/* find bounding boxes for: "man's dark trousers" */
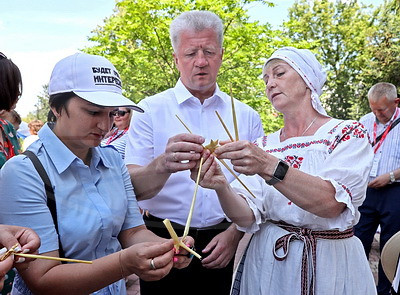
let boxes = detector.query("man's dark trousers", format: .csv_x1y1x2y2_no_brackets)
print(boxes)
355,184,400,295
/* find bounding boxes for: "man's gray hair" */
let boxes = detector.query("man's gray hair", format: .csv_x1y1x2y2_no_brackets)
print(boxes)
170,10,224,52
368,82,398,102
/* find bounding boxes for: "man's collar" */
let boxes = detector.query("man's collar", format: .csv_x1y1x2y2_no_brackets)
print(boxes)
173,78,225,104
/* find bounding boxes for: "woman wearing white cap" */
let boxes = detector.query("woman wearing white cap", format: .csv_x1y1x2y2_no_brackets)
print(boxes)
192,47,376,294
0,53,194,294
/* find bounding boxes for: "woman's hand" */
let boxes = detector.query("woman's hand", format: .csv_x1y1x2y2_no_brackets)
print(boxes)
121,240,175,282
0,225,40,290
172,236,195,269
215,140,274,177
190,150,228,191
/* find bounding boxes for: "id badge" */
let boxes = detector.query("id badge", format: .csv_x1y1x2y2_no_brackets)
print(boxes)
370,153,381,177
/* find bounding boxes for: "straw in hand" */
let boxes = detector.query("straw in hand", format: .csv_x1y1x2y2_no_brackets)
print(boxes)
0,243,92,264
175,115,256,198
163,219,202,260
182,156,204,239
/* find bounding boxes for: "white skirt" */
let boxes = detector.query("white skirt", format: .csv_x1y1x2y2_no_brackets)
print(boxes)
233,222,377,295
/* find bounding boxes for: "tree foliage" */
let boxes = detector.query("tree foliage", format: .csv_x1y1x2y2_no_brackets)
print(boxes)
25,85,50,123
283,0,374,120
30,0,400,129
357,0,400,108
283,0,400,120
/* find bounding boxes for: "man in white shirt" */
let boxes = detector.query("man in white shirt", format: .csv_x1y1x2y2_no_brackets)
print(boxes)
355,82,400,295
125,10,264,295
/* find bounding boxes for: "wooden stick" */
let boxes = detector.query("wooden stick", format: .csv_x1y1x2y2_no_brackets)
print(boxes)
175,114,193,134
13,252,93,264
0,243,18,261
163,219,180,252
162,219,202,259
217,159,256,198
175,115,256,198
230,86,239,141
183,157,204,239
215,111,234,142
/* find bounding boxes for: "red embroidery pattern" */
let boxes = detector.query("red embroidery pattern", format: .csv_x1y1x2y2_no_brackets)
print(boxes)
284,155,304,169
328,121,367,154
338,182,353,200
264,139,331,153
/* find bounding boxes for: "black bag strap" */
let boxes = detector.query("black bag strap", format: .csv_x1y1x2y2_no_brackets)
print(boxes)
372,117,400,147
23,150,65,259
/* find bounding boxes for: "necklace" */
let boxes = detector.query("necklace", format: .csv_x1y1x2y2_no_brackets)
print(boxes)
281,116,318,139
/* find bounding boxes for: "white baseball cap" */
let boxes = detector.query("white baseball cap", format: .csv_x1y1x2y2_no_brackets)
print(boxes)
48,52,144,113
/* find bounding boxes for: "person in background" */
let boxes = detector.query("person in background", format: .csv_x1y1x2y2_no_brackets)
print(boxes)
0,52,194,295
16,121,30,141
192,47,376,294
1,53,40,294
101,107,137,295
355,82,400,295
101,107,131,159
21,119,43,151
0,52,22,168
0,110,22,131
0,225,40,292
125,10,264,295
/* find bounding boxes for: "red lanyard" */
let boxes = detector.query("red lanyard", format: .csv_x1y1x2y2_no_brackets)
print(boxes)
106,127,128,145
373,108,399,154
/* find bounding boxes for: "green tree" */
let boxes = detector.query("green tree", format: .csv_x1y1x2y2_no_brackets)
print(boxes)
84,0,302,133
356,0,400,114
25,84,50,123
283,0,373,120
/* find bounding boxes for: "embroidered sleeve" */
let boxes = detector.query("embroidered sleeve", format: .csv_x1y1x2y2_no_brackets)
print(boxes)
318,120,373,229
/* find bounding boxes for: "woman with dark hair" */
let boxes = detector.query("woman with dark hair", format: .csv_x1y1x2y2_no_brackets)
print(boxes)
0,52,22,168
0,52,193,295
0,53,40,294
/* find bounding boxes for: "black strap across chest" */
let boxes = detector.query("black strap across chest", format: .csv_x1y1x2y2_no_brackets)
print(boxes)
23,150,65,259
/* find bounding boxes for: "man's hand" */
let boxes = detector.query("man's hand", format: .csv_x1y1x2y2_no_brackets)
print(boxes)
161,133,204,174
201,225,243,269
368,173,391,188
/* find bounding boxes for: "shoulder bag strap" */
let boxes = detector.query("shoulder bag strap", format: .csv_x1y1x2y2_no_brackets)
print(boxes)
23,150,65,259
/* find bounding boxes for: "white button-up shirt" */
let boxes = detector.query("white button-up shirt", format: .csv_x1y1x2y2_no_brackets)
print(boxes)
125,79,264,227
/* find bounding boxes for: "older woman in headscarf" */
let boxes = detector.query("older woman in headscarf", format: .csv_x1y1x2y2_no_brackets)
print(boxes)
191,47,377,295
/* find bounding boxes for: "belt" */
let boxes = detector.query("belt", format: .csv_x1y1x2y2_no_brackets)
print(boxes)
272,221,354,295
143,213,232,231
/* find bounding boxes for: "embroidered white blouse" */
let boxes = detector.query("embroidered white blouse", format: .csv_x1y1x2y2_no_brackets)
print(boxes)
233,118,374,232
230,119,377,295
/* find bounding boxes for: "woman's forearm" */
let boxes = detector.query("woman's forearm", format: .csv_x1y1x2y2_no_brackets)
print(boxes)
22,251,124,295
216,184,255,228
273,167,345,218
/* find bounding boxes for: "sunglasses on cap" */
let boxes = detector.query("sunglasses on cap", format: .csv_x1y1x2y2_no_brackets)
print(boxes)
113,110,131,117
0,52,7,59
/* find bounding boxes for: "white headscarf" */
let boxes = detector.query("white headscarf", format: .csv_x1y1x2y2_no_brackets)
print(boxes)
263,47,328,116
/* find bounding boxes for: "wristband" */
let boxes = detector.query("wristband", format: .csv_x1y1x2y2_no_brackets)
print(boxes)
390,171,396,183
265,160,289,185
